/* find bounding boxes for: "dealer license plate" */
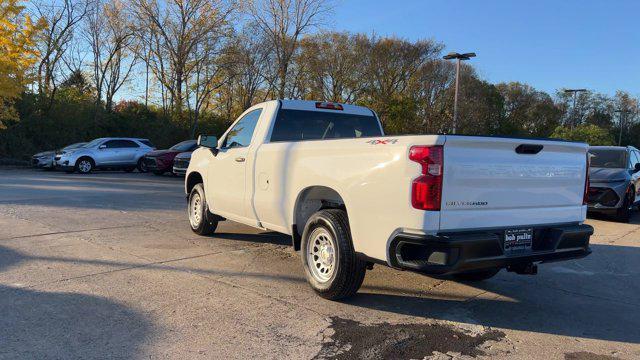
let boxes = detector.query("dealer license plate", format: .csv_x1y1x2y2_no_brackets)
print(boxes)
504,228,533,256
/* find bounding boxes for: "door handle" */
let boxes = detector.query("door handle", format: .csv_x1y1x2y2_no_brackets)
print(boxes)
235,157,245,163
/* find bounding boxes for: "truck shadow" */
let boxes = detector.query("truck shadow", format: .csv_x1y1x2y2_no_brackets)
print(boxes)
347,242,640,344
0,246,155,358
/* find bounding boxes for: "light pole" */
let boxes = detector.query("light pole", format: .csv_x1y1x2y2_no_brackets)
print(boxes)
443,52,476,134
615,109,628,146
564,89,587,130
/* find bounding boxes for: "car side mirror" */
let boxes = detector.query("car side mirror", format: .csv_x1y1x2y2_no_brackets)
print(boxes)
634,163,640,172
98,144,107,149
197,135,218,155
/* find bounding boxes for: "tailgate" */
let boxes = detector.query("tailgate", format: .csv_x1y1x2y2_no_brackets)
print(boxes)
439,136,588,230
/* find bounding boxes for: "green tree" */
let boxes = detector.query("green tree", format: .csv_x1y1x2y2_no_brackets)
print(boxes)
551,124,614,145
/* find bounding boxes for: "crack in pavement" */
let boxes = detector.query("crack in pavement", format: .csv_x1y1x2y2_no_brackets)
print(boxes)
0,224,145,242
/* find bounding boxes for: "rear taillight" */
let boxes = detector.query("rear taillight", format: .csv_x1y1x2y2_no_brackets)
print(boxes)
409,145,443,211
583,152,590,205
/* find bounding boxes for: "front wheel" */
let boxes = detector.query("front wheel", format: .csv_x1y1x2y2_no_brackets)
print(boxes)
75,157,94,174
616,187,634,223
301,209,366,300
188,183,218,235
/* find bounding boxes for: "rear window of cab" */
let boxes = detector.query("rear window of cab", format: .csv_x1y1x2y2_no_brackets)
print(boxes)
269,109,382,142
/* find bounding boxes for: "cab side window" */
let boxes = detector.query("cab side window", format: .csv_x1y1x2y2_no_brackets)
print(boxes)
103,140,119,149
119,140,140,148
222,109,262,149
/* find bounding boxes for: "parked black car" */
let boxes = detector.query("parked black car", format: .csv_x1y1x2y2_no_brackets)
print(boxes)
587,146,640,222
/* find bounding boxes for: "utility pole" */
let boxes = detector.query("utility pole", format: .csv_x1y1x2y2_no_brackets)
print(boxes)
615,109,628,146
564,89,587,130
443,52,476,134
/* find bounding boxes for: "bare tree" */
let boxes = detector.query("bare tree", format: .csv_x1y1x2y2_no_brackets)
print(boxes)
132,0,232,120
32,0,89,108
227,27,272,110
85,0,138,112
244,0,331,99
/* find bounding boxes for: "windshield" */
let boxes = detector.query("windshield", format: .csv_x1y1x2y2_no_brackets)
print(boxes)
589,149,627,168
63,142,86,150
170,140,197,151
270,109,382,142
84,139,104,148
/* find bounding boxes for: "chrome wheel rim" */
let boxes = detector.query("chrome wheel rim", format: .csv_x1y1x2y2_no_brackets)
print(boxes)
307,228,336,283
189,193,202,228
78,160,91,173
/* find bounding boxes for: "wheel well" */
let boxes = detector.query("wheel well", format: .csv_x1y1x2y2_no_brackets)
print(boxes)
291,186,346,251
186,172,203,194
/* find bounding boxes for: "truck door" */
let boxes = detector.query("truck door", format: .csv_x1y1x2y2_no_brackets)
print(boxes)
207,109,262,219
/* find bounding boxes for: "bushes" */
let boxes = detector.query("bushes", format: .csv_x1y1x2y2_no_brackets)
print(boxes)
0,93,229,159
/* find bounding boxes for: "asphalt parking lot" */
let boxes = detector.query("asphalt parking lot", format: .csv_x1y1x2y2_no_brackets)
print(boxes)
0,169,639,359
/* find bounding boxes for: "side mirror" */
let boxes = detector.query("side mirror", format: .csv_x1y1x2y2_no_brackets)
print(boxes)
634,163,640,172
98,144,107,149
197,135,218,149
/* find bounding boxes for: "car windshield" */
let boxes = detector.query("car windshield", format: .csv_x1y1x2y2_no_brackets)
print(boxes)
84,139,104,148
589,149,627,168
64,142,86,150
170,140,196,151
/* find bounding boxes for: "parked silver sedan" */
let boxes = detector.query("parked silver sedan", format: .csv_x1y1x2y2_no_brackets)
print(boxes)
31,142,87,170
55,138,155,174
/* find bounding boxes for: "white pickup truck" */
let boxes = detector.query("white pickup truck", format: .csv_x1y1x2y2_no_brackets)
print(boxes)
185,100,593,300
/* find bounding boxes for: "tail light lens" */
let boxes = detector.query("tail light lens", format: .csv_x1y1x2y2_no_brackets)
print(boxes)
409,146,443,210
583,152,590,205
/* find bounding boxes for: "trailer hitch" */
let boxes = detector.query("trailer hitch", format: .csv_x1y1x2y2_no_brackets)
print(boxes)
507,263,538,275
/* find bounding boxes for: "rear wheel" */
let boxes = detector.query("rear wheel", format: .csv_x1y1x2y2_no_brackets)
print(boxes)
301,209,366,300
75,157,94,174
137,158,148,173
453,268,500,282
188,183,218,235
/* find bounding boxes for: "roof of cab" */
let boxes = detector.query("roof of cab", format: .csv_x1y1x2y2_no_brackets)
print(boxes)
278,99,374,116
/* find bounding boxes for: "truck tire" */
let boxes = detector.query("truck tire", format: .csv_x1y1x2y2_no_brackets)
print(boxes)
188,183,218,235
453,268,500,282
301,209,366,300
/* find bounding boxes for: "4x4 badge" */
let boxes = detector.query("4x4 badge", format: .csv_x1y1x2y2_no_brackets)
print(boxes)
366,139,398,145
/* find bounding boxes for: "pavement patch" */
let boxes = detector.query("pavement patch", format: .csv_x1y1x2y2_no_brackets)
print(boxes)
314,316,504,359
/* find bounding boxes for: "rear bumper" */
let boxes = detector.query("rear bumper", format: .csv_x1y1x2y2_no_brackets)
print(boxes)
388,223,593,275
